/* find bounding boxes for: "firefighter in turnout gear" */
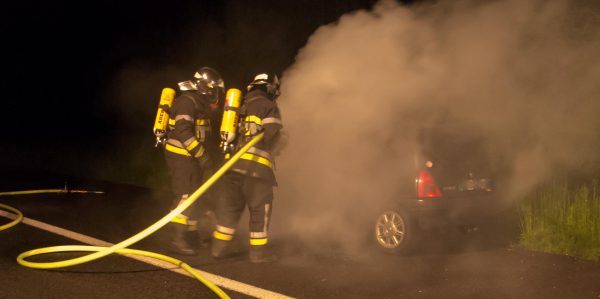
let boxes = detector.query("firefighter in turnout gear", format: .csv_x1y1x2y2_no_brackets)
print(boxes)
211,73,283,263
164,67,225,255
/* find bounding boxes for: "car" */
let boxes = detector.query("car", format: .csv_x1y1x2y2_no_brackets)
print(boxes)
373,121,508,254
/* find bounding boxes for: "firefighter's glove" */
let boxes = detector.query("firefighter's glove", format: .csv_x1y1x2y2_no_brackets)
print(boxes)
197,153,214,171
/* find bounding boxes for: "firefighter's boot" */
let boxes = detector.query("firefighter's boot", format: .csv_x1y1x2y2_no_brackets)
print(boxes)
196,211,217,249
249,245,277,264
211,238,230,258
169,223,197,256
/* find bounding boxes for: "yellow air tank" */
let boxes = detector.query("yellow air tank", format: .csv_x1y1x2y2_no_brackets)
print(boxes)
153,87,176,146
220,88,242,153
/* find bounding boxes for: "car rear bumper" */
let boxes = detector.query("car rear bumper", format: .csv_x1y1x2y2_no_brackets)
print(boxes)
408,195,504,229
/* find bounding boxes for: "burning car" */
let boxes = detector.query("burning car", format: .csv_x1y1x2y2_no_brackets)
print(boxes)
373,121,508,254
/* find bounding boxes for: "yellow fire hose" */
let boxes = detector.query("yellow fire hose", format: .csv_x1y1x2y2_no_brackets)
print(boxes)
0,133,264,299
0,186,105,196
0,203,23,231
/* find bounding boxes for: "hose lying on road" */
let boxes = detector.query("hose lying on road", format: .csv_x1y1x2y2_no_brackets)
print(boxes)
0,186,105,196
0,186,103,231
0,203,23,231
0,186,102,231
0,133,264,299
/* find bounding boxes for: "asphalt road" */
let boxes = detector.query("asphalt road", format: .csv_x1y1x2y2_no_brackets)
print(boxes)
1,172,599,298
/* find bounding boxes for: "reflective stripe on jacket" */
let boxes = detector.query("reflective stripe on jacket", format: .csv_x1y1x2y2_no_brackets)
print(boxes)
231,89,282,184
164,92,210,158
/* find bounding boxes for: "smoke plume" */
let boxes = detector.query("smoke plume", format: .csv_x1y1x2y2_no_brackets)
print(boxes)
274,0,600,254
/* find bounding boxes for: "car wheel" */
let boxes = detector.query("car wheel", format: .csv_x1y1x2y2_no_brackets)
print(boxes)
374,210,416,254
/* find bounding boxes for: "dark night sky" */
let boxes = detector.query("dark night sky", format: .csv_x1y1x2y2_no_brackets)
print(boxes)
2,0,418,182
3,0,405,141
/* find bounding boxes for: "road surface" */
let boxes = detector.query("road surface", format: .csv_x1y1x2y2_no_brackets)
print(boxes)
1,172,599,298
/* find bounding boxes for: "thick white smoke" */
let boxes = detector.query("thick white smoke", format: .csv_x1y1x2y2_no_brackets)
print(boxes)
274,0,600,254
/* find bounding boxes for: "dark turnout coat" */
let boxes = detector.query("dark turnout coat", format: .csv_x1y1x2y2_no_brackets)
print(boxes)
231,89,283,185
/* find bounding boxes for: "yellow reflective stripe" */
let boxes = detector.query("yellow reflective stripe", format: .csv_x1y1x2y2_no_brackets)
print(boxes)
165,144,191,156
240,153,273,168
250,232,267,238
170,217,188,225
193,146,205,158
245,115,262,125
175,115,194,122
213,231,233,241
250,238,268,246
248,147,271,159
166,139,185,147
195,118,210,126
262,117,282,125
186,139,200,151
187,223,198,231
170,216,197,230
168,118,176,126
216,225,236,235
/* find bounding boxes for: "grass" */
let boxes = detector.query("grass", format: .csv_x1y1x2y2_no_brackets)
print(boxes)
519,178,600,261
0,135,170,191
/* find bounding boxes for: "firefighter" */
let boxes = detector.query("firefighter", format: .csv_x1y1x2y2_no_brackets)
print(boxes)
211,73,283,263
164,66,224,255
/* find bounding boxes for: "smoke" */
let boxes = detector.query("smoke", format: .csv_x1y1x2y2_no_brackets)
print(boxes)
274,0,600,255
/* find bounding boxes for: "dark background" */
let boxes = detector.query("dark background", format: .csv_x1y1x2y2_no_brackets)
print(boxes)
2,0,416,186
3,0,403,140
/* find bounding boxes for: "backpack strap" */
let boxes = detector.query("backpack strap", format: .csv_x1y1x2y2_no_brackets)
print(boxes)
180,93,199,110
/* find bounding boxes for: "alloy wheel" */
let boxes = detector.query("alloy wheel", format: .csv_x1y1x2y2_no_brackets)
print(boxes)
375,211,406,249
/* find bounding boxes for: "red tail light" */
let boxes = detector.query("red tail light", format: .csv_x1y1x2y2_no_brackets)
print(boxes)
417,170,442,198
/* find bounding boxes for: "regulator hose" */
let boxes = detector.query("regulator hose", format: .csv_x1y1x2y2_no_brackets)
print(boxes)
0,133,264,299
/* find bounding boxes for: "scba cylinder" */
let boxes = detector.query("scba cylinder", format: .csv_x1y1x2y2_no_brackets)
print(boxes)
220,88,242,152
153,87,176,144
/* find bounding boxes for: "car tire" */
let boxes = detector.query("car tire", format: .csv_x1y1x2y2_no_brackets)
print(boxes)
374,209,418,254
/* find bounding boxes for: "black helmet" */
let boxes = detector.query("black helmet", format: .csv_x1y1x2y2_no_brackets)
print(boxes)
178,67,225,104
247,73,280,100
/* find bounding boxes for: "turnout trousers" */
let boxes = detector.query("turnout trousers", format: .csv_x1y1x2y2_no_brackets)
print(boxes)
214,172,273,245
164,150,215,222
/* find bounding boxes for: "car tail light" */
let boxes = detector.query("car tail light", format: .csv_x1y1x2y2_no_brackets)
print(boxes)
417,170,442,198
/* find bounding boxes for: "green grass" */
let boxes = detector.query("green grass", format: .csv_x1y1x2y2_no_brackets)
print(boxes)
0,136,170,191
519,179,600,261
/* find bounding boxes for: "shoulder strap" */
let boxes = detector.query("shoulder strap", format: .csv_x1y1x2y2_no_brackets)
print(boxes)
245,94,267,104
180,93,199,110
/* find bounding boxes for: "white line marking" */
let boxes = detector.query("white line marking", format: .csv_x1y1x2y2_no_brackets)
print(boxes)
0,210,294,299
